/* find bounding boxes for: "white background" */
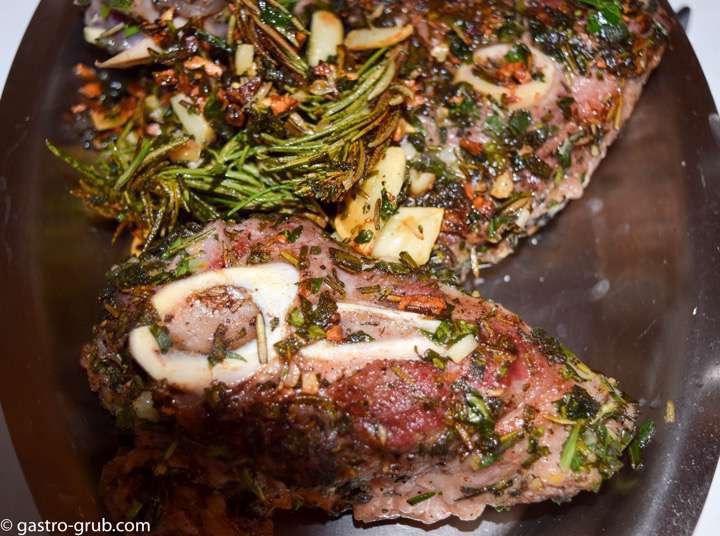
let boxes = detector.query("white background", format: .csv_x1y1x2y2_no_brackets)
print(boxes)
0,0,717,534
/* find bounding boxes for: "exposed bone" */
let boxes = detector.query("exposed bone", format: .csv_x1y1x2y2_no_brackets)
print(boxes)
300,336,444,364
128,266,471,391
129,327,213,391
336,302,440,332
129,264,299,391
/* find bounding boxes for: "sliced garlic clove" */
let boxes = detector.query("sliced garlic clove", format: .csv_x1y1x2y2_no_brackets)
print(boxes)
454,44,558,110
170,93,215,147
307,10,344,66
301,372,320,395
446,334,479,363
83,27,105,45
344,25,414,51
490,170,514,199
371,207,444,265
169,139,204,162
96,37,162,69
334,146,407,253
409,170,436,197
234,43,255,75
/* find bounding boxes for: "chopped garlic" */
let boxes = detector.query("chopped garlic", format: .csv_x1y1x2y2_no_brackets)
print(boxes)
307,11,344,66
301,372,320,395
446,334,479,363
234,44,255,75
335,146,406,253
170,93,215,146
371,207,444,265
409,170,436,197
430,42,449,62
490,170,514,199
344,25,414,51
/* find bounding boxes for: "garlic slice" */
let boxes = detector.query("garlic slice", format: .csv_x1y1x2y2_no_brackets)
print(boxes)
344,25,414,50
170,93,215,147
490,170,514,199
335,146,407,253
96,37,162,69
234,44,255,75
307,11,344,66
446,334,479,363
409,170,436,197
83,27,104,45
454,44,558,110
371,207,444,265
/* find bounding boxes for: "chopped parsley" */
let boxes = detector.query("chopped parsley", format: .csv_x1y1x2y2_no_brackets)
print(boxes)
354,229,374,244
555,386,600,421
425,319,478,346
345,331,374,343
504,43,531,65
580,0,629,43
281,225,303,243
149,324,172,353
628,420,655,470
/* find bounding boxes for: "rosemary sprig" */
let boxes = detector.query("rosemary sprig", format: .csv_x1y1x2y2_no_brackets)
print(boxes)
50,41,404,247
47,133,325,248
237,0,309,77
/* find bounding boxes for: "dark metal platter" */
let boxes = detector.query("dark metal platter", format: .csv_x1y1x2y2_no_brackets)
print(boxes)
1,1,719,534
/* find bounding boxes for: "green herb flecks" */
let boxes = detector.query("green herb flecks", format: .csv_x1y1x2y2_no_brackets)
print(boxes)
504,43,531,65
354,229,374,244
555,385,600,421
281,225,303,243
425,319,478,346
579,0,629,43
345,331,374,343
149,324,172,353
407,491,437,506
628,419,655,470
560,422,581,471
